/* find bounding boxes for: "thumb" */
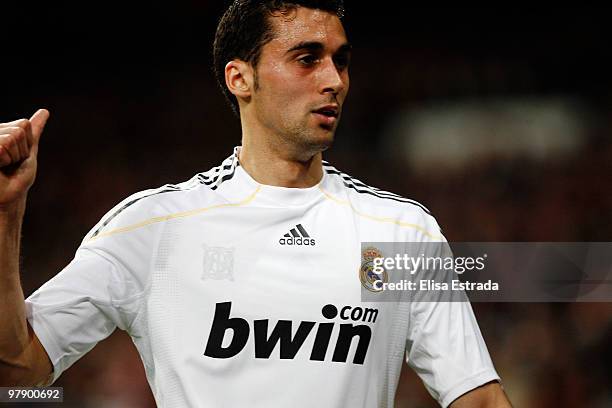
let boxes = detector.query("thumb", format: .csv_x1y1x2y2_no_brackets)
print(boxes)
29,109,50,144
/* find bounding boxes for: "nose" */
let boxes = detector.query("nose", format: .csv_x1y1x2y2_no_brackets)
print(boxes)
318,57,347,96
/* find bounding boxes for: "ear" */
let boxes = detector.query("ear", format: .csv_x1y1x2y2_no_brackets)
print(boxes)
225,60,254,100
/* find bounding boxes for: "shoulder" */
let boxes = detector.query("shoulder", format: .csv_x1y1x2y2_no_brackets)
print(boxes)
322,161,443,240
82,159,238,242
323,161,431,213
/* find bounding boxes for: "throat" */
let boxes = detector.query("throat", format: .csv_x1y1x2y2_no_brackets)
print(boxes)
237,146,323,188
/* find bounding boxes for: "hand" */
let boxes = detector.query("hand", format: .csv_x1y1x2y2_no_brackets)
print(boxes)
0,109,50,209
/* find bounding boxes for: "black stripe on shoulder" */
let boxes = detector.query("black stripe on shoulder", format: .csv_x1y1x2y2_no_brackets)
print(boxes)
210,167,237,190
324,168,408,200
196,160,235,183
337,179,432,210
89,186,187,238
90,155,239,238
323,164,424,201
203,157,239,190
323,163,405,198
323,166,431,214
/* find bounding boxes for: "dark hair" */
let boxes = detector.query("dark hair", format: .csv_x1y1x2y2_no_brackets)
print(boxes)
213,0,345,116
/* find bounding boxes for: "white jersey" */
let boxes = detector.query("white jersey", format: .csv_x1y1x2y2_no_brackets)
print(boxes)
26,147,499,407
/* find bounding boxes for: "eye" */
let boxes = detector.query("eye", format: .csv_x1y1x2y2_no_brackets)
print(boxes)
298,55,319,66
334,54,351,70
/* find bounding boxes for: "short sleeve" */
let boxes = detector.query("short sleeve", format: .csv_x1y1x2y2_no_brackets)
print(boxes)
25,249,144,383
404,220,500,407
25,195,158,383
406,298,500,407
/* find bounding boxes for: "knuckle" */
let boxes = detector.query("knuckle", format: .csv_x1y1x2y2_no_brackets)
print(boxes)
7,127,25,141
18,119,32,132
3,134,15,147
1,133,17,146
12,127,26,138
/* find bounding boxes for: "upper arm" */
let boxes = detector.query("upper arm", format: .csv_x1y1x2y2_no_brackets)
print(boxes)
24,249,146,383
392,211,505,407
406,298,501,406
24,196,157,384
449,381,512,408
404,231,501,406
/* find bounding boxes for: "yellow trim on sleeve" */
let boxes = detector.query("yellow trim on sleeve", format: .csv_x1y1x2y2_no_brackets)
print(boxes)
88,185,261,241
318,186,444,240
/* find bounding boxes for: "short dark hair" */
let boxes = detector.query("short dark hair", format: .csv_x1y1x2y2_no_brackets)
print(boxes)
213,0,345,116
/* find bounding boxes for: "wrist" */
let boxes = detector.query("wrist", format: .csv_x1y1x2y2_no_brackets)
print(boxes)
0,199,26,226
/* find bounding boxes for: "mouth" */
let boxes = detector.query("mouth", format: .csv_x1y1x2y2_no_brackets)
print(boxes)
313,105,339,117
312,105,339,128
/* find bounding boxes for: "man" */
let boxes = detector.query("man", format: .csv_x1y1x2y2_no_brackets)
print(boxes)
0,1,512,406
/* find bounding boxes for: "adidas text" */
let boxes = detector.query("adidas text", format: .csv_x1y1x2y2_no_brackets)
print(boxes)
279,236,316,246
279,224,315,246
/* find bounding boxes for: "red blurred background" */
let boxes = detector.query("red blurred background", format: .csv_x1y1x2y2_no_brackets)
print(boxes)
2,3,611,407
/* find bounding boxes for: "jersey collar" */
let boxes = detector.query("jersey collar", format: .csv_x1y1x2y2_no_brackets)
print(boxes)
217,146,328,207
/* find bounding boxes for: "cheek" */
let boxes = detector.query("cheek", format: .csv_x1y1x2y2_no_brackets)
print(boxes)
264,62,297,93
267,82,308,116
256,65,313,123
262,63,311,98
341,73,350,98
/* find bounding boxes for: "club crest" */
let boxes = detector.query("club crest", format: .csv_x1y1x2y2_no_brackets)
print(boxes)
360,246,387,292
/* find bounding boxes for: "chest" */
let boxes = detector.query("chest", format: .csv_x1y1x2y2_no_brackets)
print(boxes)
140,205,404,366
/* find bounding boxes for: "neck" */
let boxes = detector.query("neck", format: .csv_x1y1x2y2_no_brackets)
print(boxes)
239,129,324,189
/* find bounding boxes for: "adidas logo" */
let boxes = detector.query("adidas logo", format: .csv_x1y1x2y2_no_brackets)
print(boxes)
279,224,316,246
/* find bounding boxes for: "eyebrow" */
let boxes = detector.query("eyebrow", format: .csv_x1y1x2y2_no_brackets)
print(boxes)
285,41,352,55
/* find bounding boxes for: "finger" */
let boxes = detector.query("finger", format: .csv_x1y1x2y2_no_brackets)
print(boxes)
0,119,26,128
16,126,30,158
2,126,30,159
0,146,11,167
29,109,50,145
0,128,25,163
15,119,33,148
0,119,33,147
7,127,30,159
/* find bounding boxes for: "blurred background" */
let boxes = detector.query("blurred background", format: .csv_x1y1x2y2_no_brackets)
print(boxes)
2,3,611,407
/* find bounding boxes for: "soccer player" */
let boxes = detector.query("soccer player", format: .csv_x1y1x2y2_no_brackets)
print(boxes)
0,1,512,406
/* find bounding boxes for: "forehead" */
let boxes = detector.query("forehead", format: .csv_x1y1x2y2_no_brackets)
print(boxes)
266,7,347,51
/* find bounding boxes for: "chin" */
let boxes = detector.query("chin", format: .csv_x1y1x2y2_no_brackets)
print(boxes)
307,132,335,152
292,132,334,157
